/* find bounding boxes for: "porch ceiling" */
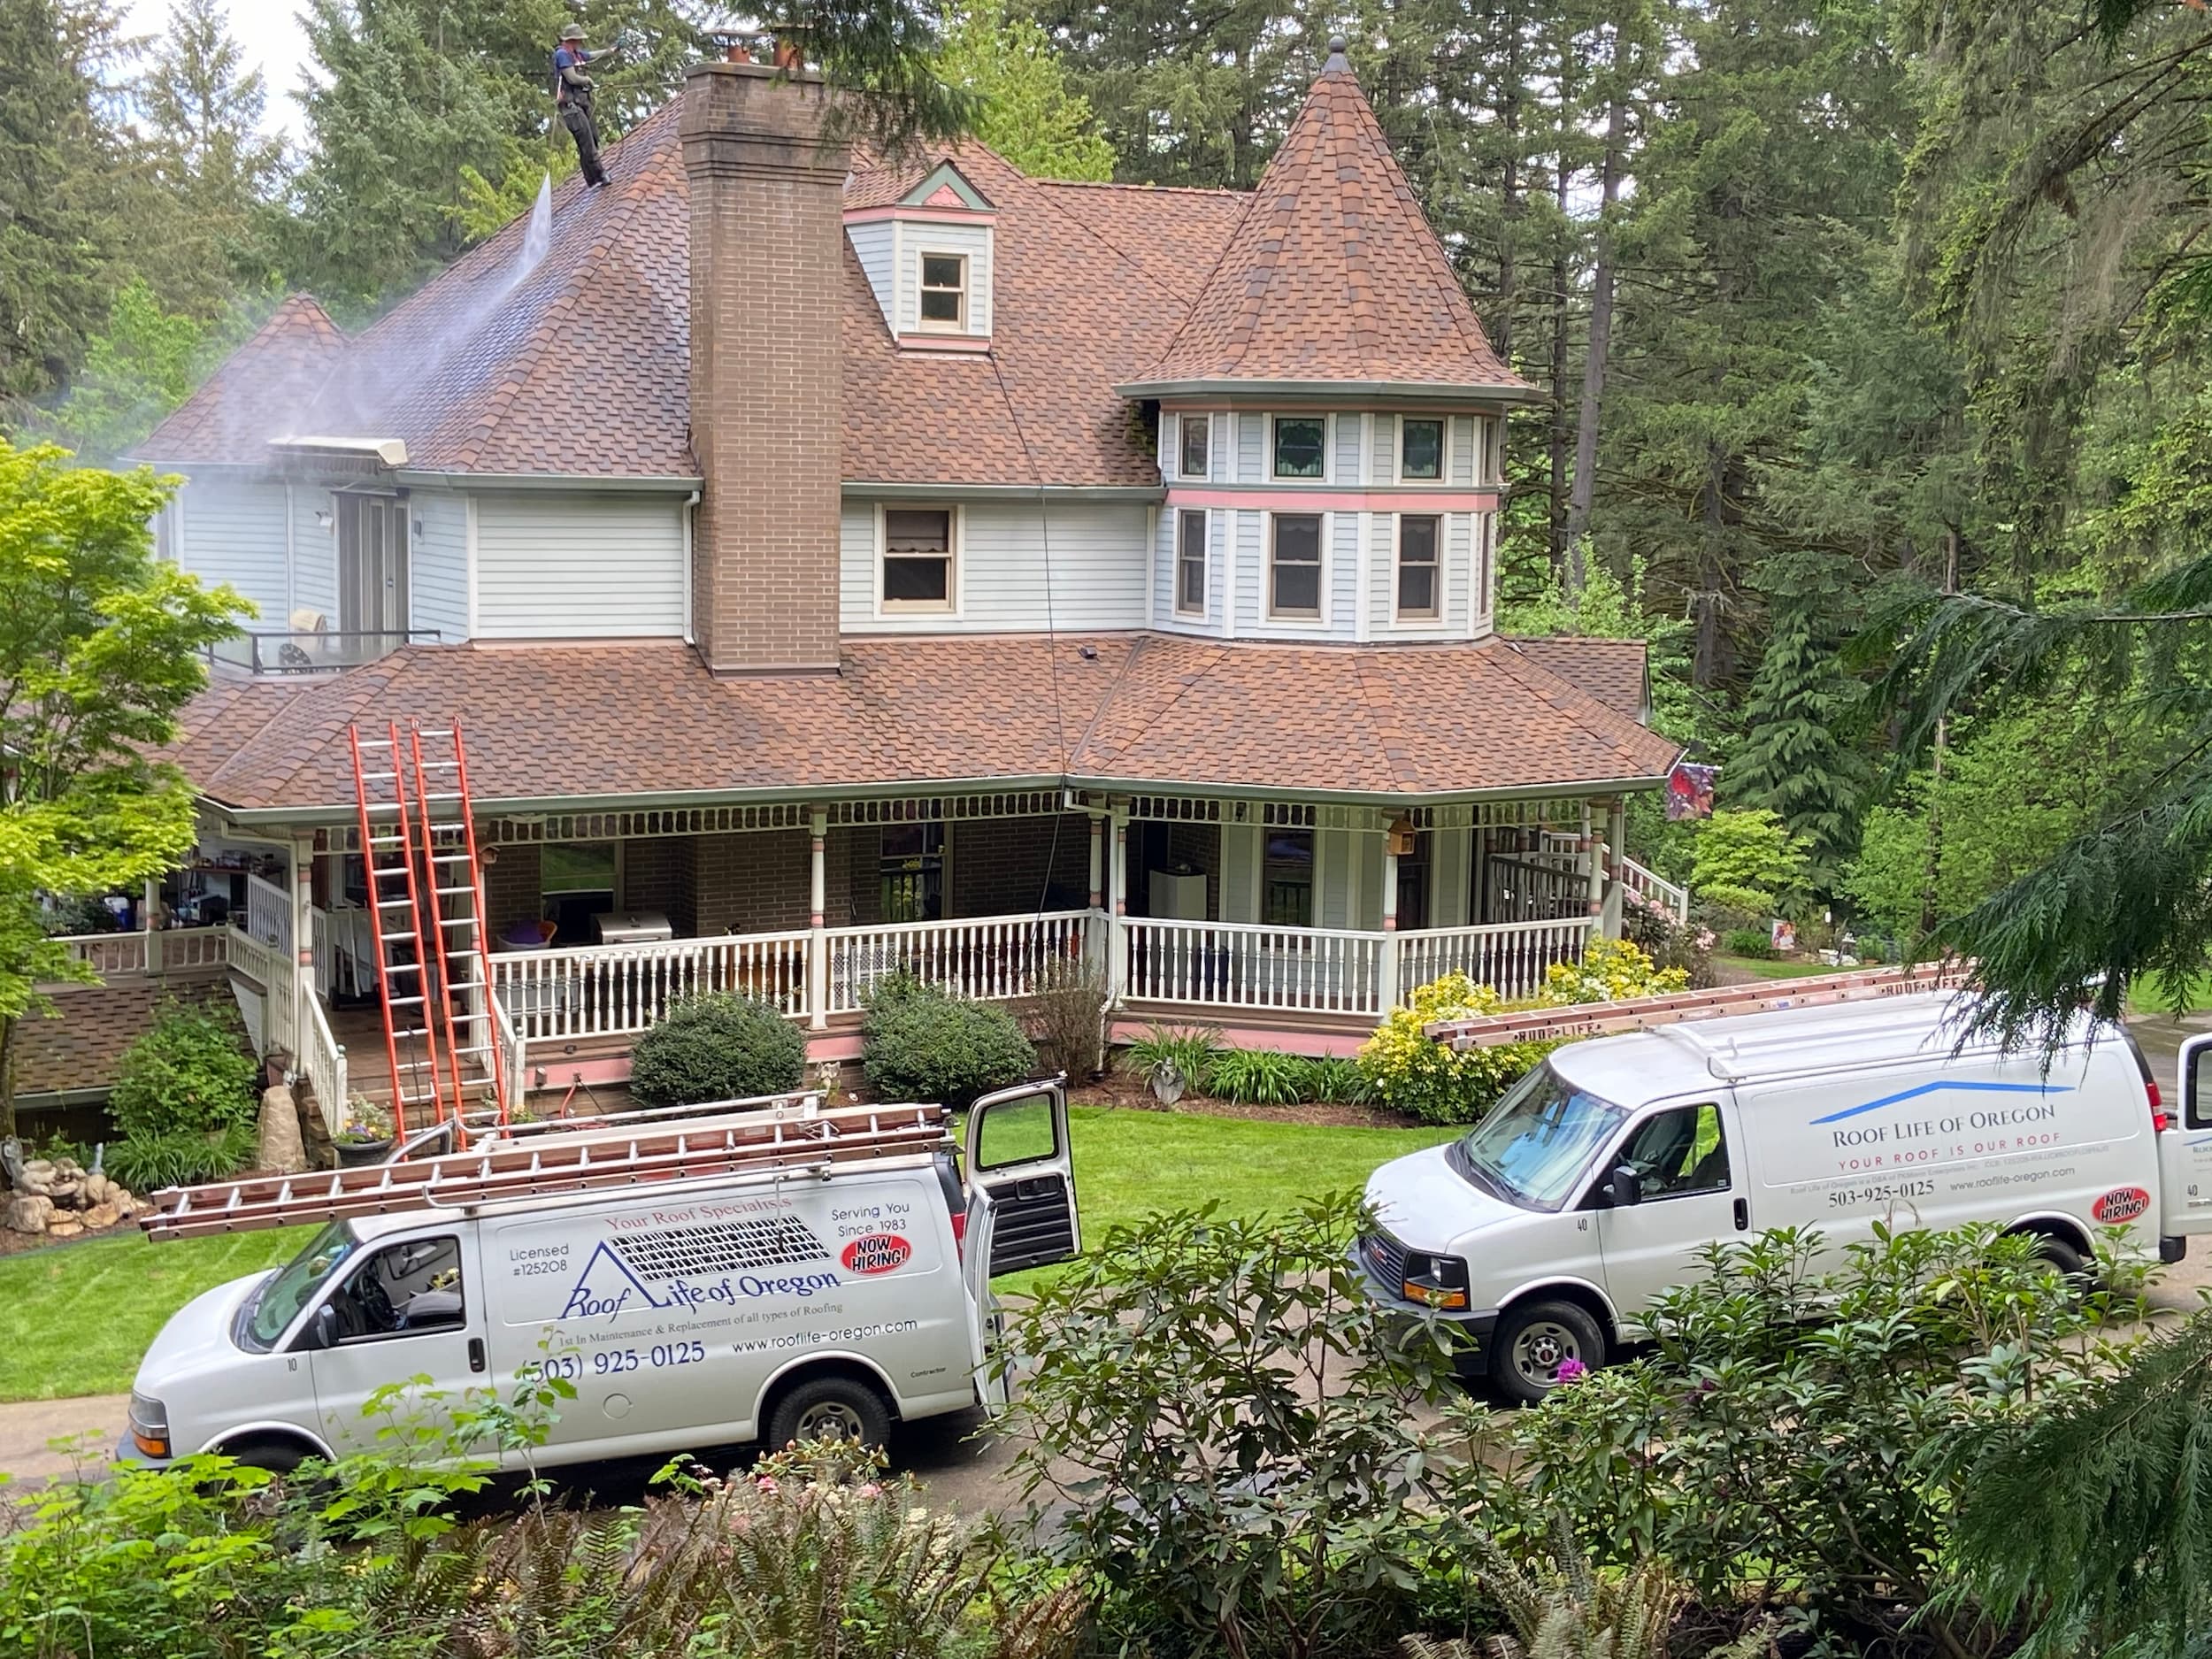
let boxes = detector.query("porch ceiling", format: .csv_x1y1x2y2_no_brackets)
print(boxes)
173,633,1679,822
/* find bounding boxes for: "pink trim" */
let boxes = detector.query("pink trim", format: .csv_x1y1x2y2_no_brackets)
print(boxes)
923,182,966,208
1107,1017,1375,1059
842,204,997,226
1168,487,1499,512
803,1031,865,1064
897,333,992,354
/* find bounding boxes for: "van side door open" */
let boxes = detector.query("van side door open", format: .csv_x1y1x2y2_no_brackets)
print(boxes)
1590,1100,1746,1323
2160,1035,2212,1235
964,1080,1079,1275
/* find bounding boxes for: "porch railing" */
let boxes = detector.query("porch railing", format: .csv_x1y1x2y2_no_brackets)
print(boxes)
299,989,350,1133
43,927,229,981
1124,918,1388,1016
1394,918,1596,1004
1484,854,1588,923
225,922,296,1056
244,873,293,954
824,911,1096,1018
1621,856,1691,924
489,929,815,1043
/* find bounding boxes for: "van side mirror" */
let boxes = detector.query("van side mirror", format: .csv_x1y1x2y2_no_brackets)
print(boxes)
307,1302,340,1350
1609,1164,1644,1208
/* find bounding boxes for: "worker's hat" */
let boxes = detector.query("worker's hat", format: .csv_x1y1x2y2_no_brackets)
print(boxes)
559,23,585,40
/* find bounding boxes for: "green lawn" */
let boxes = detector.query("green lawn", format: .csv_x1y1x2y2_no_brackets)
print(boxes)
0,1106,1451,1403
1714,954,1845,981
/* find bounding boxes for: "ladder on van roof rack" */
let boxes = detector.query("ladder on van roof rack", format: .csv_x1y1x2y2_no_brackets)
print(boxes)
137,1097,952,1241
1425,963,1973,1053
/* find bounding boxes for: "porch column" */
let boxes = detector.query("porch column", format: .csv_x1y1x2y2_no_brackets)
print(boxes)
1107,802,1130,1003
142,875,161,974
1378,822,1401,1013
291,834,316,1064
807,809,829,1032
1583,802,1603,936
1085,810,1109,981
1603,798,1627,940
1087,814,1104,909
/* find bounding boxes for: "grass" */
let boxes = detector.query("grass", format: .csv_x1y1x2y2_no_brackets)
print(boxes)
0,1105,1452,1403
1714,954,1847,981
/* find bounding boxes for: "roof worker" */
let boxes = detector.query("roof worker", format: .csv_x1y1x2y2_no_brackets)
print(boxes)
551,22,609,188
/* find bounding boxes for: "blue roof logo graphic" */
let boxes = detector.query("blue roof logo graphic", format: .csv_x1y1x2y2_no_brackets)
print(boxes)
1809,1079,2072,1126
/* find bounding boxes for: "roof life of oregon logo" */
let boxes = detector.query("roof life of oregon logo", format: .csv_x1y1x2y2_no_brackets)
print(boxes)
559,1238,841,1324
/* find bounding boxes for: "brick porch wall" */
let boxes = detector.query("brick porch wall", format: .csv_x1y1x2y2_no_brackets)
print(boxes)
483,841,541,934
695,829,856,934
1164,822,1223,920
949,814,1093,916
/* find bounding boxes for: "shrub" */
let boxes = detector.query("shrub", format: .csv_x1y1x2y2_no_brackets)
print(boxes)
1022,956,1108,1079
1005,1194,1450,1659
1121,1023,1223,1096
1440,1225,2147,1656
1688,808,1807,918
1623,901,1717,987
863,980,1035,1109
108,1001,258,1142
626,993,807,1109
1206,1046,1306,1105
106,1125,258,1193
1298,1055,1372,1105
1719,926,1773,958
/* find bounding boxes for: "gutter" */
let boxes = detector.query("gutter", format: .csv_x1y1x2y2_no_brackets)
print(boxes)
1115,378,1544,406
392,470,705,493
844,482,1164,503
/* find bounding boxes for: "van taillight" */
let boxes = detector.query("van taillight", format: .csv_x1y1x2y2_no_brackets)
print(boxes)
950,1207,967,1259
2150,1077,2170,1133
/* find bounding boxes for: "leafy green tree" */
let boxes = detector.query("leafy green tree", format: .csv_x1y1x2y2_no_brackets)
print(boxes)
0,441,248,1134
937,0,1111,180
38,281,249,464
1688,808,1806,921
1725,552,1870,890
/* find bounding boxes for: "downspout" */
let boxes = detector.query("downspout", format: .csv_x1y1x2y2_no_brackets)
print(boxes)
681,490,700,644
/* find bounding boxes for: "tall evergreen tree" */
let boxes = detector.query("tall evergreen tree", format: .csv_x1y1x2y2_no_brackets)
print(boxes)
939,0,1112,180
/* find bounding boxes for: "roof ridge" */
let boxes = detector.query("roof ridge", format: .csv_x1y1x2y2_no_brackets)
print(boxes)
1347,645,1423,795
1064,633,1148,774
962,150,1210,321
1478,635,1675,772
1032,177,1253,199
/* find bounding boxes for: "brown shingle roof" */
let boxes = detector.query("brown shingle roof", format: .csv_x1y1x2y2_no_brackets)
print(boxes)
1133,52,1529,395
138,295,347,462
1502,635,1651,724
178,634,1678,815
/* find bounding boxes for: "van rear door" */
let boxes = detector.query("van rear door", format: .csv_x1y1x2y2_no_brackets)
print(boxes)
963,1080,1079,1275
2158,1034,2212,1234
959,1188,1010,1414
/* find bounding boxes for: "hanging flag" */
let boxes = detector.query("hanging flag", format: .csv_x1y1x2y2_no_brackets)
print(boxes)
1665,762,1717,822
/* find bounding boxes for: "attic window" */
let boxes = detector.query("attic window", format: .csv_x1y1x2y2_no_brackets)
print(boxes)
1401,419,1444,480
882,507,956,611
918,253,967,329
1272,416,1325,480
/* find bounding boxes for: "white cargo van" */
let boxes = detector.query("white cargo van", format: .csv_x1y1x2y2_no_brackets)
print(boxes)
122,1082,1077,1472
1361,992,2212,1403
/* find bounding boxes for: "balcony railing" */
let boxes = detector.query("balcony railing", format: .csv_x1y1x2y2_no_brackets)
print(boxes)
206,628,442,677
44,927,229,981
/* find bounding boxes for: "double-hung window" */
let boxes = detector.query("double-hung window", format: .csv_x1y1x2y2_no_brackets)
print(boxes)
1272,416,1326,480
1179,414,1210,480
1270,513,1323,618
1397,515,1440,619
882,507,955,611
1176,509,1207,616
1401,418,1444,481
918,253,966,329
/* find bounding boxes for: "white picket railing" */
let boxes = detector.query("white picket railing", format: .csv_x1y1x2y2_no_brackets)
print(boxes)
50,932,147,976
1394,917,1597,1005
1621,856,1691,924
243,873,293,953
489,930,815,1042
1123,918,1389,1016
1484,854,1588,922
825,911,1097,1017
157,929,231,971
492,990,526,1110
299,989,351,1133
225,923,296,1056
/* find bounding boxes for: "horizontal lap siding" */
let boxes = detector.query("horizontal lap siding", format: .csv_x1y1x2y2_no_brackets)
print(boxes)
410,491,468,642
1233,510,1262,632
1331,511,1358,633
847,220,895,327
841,497,1148,633
1369,512,1394,629
1450,417,1477,486
180,480,289,622
896,222,993,337
292,486,337,622
474,493,686,638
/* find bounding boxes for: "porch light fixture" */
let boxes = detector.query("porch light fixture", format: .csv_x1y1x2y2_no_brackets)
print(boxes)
313,509,333,529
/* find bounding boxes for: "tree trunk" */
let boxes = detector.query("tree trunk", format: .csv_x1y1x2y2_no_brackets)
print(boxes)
0,1014,15,1147
1565,20,1633,595
1494,0,1524,359
1548,142,1572,579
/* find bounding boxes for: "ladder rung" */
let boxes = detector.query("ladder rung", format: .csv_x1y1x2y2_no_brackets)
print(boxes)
432,886,477,896
376,897,417,908
415,758,461,770
385,995,426,1007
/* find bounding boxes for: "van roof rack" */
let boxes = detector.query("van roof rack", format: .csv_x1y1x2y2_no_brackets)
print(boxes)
1425,963,1970,1055
138,1094,953,1241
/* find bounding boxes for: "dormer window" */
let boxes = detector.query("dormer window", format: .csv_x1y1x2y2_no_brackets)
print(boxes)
1401,418,1444,480
918,253,967,330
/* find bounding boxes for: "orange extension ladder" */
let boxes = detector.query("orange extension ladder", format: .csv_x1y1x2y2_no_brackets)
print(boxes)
345,719,511,1145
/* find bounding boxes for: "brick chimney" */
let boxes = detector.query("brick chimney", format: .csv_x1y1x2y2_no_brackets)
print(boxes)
681,62,849,676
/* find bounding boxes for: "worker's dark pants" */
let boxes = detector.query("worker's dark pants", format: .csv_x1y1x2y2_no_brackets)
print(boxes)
561,102,606,186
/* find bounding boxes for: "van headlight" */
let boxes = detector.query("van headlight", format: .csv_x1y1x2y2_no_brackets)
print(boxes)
1401,1252,1471,1311
127,1392,170,1460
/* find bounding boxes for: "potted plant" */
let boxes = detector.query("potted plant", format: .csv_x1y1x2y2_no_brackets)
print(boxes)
333,1100,394,1168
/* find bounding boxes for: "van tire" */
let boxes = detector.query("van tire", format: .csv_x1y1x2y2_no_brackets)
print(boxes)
2025,1231,2092,1284
765,1376,892,1451
214,1435,317,1475
1490,1300,1607,1406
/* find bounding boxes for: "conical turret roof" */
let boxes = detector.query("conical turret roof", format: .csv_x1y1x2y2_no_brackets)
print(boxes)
1124,40,1529,397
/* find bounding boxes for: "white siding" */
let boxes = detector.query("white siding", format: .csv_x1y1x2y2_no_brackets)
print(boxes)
1330,510,1359,634
1447,512,1473,634
292,486,337,624
410,490,468,642
1450,416,1477,486
175,480,289,623
1233,509,1263,631
1220,824,1260,924
1151,503,1176,626
1371,416,1394,484
840,497,1148,634
895,221,994,337
1237,413,1263,483
473,492,686,638
1368,512,1394,630
1333,413,1362,482
847,219,895,332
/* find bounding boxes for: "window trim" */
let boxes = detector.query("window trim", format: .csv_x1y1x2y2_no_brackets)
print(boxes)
1394,512,1444,624
875,503,962,617
916,250,968,332
1178,412,1212,481
1264,509,1327,623
1175,508,1209,618
1268,412,1332,484
1396,414,1448,484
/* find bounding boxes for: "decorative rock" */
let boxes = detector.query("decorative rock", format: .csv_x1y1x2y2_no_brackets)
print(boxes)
80,1202,120,1231
1,1194,53,1234
257,1083,308,1176
44,1218,84,1240
111,1188,138,1217
17,1159,56,1196
81,1173,111,1209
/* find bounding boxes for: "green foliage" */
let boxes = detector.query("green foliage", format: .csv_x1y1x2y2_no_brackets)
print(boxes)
108,1001,257,1141
1297,1055,1372,1105
626,992,807,1109
1005,1194,1449,1659
937,0,1114,180
35,282,243,465
1687,809,1806,921
104,1124,257,1193
1443,1225,2147,1655
1717,926,1772,959
861,978,1034,1109
1119,1023,1223,1095
1021,956,1107,1079
1204,1045,1306,1105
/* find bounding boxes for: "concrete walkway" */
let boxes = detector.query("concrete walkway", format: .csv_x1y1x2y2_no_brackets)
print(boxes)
0,1394,127,1486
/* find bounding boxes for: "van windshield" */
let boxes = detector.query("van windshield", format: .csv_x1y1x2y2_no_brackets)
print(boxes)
241,1222,359,1351
1453,1062,1627,1210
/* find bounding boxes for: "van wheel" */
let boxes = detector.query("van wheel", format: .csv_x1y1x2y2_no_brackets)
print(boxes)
767,1376,891,1451
219,1436,313,1475
1490,1300,1606,1406
2026,1232,2093,1284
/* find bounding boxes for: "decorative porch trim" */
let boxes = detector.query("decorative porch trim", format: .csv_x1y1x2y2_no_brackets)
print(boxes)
1118,795,1592,832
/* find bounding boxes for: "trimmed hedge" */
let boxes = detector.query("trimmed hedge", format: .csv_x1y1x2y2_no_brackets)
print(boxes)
627,993,807,1108
862,976,1035,1110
